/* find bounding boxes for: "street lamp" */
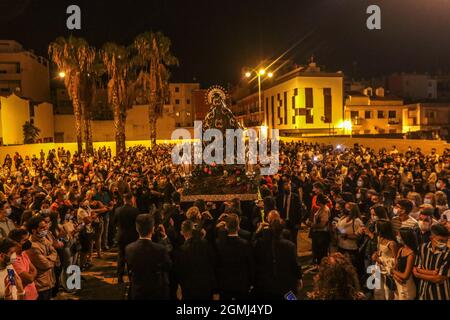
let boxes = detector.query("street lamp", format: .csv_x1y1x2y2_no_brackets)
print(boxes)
58,71,66,79
244,67,274,128
343,120,353,138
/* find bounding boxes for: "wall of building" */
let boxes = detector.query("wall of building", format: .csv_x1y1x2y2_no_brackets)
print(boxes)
264,75,343,132
388,74,437,100
54,106,176,143
345,95,404,135
192,89,209,121
0,41,50,102
34,102,54,142
170,83,200,127
282,137,450,154
0,93,30,145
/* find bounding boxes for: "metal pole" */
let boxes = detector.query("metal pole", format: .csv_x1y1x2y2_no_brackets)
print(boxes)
258,74,262,126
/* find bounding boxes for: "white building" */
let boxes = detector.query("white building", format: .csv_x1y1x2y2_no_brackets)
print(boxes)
0,40,50,102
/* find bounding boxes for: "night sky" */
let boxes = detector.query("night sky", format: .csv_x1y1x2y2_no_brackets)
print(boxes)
1,0,450,87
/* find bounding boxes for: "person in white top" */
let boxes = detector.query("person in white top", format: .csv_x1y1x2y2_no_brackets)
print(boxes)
372,220,398,300
335,202,364,274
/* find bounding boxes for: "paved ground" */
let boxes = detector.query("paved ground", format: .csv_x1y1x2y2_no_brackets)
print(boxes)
57,228,315,300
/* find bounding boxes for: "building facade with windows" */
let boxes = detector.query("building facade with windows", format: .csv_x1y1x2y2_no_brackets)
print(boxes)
261,61,344,136
388,73,437,101
345,87,404,135
169,83,200,127
402,103,450,140
0,40,50,102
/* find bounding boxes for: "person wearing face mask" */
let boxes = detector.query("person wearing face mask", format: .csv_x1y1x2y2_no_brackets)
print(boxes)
0,201,16,240
435,178,450,207
360,205,389,279
0,238,25,300
392,228,418,300
25,215,57,300
8,229,38,300
416,205,436,247
413,224,450,300
391,199,419,235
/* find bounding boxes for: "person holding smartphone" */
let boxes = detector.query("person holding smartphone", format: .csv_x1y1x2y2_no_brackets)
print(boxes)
0,238,25,300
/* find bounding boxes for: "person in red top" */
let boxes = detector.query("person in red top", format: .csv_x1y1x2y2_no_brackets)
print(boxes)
9,229,38,300
310,183,333,221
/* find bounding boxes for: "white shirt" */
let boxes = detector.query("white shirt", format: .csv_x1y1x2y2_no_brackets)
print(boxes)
336,217,363,250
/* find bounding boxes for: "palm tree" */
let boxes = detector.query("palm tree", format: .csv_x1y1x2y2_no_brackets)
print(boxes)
23,121,40,144
79,58,104,155
101,43,140,156
49,36,96,154
134,32,178,147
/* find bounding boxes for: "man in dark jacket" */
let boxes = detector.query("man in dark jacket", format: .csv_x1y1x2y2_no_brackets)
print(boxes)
253,211,302,300
126,214,172,300
216,214,254,300
174,220,216,300
276,180,303,247
115,193,140,283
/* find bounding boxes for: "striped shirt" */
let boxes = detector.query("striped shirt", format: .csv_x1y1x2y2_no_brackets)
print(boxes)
415,242,450,300
391,215,418,234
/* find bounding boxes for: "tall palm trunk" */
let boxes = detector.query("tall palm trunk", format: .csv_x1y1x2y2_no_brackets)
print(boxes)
82,101,93,154
149,109,158,147
112,90,126,156
71,81,83,155
119,109,126,154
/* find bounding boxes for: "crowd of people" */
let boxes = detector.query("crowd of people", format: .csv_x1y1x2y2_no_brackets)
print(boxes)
0,142,449,300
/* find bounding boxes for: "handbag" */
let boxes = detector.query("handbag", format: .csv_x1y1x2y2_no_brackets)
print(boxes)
385,274,397,291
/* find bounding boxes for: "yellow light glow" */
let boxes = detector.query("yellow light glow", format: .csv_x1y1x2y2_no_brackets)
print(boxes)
245,72,252,78
268,72,273,78
343,120,352,130
58,71,66,79
259,69,266,76
261,125,268,137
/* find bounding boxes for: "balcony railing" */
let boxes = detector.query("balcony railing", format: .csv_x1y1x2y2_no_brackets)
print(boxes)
388,119,400,125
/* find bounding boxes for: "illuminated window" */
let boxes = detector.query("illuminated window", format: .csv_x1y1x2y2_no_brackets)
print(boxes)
350,111,359,119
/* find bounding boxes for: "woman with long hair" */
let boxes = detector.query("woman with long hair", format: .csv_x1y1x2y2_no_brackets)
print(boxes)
335,202,364,278
392,227,417,300
308,252,364,300
310,193,331,267
372,220,398,300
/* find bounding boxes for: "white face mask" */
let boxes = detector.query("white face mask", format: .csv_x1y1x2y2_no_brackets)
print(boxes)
393,208,399,215
357,181,363,187
424,199,432,205
396,236,404,245
9,252,17,265
5,208,12,216
436,182,442,189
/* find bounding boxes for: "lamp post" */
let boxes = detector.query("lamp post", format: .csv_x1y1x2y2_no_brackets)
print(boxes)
245,68,273,129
